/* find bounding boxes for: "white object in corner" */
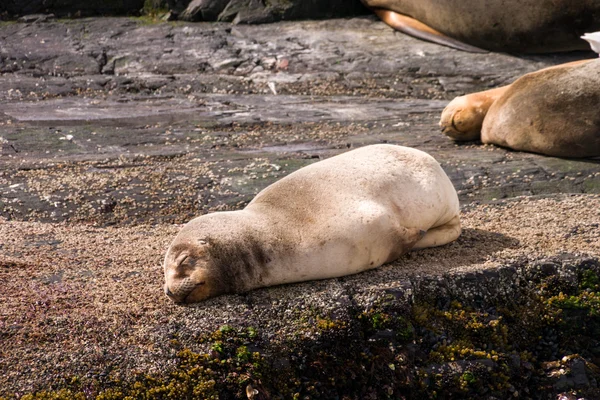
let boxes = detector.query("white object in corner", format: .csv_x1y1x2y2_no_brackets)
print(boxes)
581,32,600,55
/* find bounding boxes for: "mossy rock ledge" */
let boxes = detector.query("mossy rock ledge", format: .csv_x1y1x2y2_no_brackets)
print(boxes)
4,255,600,400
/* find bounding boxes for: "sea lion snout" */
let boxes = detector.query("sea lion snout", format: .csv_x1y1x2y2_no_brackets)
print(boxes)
164,265,211,303
440,85,512,143
164,285,186,304
163,276,193,303
163,239,217,303
164,278,208,304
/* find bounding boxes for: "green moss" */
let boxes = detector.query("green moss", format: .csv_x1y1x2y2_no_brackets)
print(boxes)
548,291,600,316
581,269,600,290
210,341,224,354
406,263,600,397
461,371,477,385
369,312,389,330
316,316,347,331
583,177,600,193
129,15,164,25
246,326,258,338
141,0,169,17
218,324,234,334
358,295,415,343
4,326,270,400
235,346,252,363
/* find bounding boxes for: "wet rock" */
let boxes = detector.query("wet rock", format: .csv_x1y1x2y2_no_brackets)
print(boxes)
571,358,591,389
509,354,521,369
539,261,559,275
553,374,570,391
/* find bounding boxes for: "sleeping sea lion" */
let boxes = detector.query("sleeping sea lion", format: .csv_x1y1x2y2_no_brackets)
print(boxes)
163,144,461,303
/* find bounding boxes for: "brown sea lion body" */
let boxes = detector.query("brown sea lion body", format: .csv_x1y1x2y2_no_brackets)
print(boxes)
364,0,600,53
440,59,600,158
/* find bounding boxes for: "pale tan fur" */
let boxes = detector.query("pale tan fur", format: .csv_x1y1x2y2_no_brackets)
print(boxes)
163,144,460,303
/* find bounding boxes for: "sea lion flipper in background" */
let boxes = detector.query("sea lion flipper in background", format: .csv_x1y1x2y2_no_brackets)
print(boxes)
439,85,511,141
364,0,600,52
373,8,488,53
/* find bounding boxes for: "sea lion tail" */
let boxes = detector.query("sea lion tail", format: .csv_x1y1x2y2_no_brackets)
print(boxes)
373,8,488,54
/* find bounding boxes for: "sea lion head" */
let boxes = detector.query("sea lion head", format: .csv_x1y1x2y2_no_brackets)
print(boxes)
163,237,223,304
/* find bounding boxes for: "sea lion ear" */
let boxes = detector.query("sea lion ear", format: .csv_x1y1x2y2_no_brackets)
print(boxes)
197,239,211,252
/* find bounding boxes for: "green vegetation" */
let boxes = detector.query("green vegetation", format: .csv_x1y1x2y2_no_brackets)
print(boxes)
141,0,168,18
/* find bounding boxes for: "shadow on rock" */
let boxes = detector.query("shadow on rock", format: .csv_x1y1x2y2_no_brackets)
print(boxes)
391,227,520,276
452,226,520,254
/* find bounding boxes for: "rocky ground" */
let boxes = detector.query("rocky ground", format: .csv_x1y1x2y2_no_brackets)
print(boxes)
1,16,600,399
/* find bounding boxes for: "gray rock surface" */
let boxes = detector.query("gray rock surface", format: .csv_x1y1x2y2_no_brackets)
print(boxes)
0,17,598,224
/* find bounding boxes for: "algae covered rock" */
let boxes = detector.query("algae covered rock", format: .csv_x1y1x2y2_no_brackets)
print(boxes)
5,256,600,399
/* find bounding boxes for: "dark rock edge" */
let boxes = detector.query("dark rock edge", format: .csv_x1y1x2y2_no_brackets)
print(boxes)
0,0,369,23
5,255,600,400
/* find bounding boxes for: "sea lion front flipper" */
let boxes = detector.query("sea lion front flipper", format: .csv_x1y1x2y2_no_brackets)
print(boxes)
440,85,511,141
373,9,488,54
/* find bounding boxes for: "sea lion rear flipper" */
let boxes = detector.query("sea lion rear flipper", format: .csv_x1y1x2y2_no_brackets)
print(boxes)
374,9,488,54
412,216,461,250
